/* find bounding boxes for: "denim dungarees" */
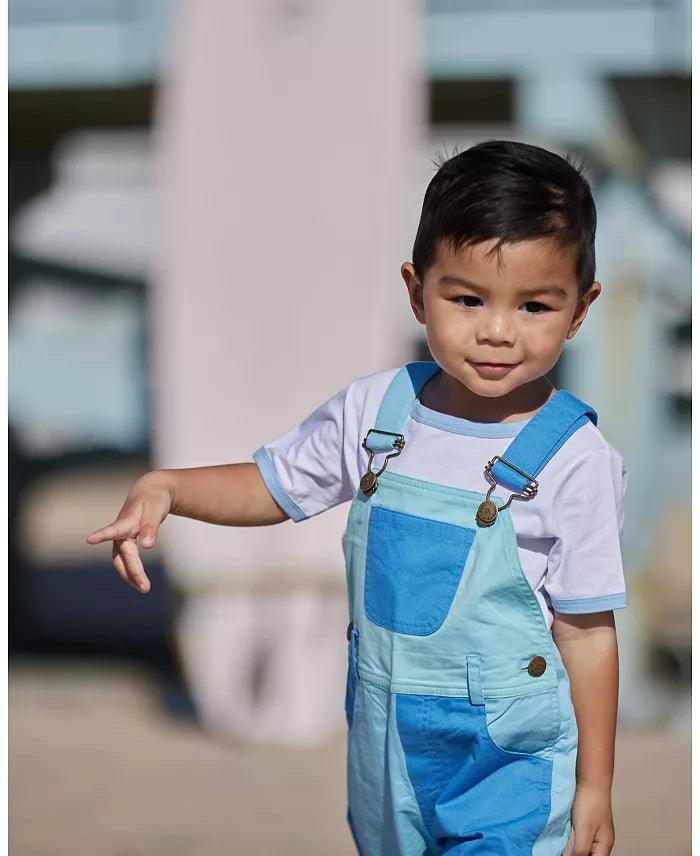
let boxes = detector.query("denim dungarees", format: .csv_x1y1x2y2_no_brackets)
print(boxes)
342,362,597,856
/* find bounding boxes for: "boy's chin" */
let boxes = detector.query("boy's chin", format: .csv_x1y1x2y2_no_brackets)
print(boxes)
427,357,543,400
446,365,522,398
465,379,520,398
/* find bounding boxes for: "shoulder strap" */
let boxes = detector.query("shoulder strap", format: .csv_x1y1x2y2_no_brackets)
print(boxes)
363,361,440,451
492,390,597,492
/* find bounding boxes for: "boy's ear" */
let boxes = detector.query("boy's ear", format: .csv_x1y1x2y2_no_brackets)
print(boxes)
566,281,602,339
401,262,426,325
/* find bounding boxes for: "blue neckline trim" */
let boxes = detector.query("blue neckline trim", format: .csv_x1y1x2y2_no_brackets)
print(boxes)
410,399,532,439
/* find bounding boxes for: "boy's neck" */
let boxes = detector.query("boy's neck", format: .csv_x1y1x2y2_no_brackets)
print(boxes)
421,370,555,424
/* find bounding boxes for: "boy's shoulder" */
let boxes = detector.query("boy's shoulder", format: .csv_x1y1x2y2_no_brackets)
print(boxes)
344,364,406,411
539,399,628,531
347,364,406,391
544,398,627,483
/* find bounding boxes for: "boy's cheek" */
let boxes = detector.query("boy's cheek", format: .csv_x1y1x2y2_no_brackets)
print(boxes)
426,326,459,359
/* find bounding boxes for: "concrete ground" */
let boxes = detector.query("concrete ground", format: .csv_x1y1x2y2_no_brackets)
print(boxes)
10,660,691,856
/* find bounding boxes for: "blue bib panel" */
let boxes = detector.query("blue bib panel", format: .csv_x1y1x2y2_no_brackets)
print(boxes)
343,362,591,856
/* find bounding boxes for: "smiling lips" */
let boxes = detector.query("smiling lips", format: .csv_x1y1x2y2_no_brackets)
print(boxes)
469,360,520,377
469,360,518,368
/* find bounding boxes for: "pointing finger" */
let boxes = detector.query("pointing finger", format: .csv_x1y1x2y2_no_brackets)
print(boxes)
87,516,137,545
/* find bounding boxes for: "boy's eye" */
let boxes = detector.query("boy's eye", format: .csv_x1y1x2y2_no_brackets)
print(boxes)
453,295,481,308
522,301,549,314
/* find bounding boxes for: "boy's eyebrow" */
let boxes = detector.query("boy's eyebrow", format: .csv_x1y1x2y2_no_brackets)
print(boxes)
437,275,570,299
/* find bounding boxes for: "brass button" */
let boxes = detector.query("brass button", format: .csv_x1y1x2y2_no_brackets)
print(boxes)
346,621,354,641
527,656,547,677
476,499,498,527
360,471,378,496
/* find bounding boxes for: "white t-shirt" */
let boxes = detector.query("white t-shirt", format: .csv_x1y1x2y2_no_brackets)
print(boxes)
253,367,628,630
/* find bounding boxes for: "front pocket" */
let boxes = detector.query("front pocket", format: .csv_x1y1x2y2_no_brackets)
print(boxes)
483,688,561,756
364,505,476,635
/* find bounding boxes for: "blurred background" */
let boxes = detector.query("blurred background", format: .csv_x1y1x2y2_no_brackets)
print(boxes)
8,1,691,854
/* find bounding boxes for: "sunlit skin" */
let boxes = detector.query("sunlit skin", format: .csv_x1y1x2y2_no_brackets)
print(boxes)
401,236,601,423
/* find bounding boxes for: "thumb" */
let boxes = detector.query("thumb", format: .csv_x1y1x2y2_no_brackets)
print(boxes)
138,512,164,549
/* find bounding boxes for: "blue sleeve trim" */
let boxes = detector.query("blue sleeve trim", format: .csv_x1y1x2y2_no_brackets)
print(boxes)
252,447,307,523
550,592,627,614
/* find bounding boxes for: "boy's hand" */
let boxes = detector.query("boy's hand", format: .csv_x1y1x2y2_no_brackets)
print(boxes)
569,783,615,855
85,471,174,594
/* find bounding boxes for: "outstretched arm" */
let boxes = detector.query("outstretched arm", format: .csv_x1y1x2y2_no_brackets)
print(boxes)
86,463,287,593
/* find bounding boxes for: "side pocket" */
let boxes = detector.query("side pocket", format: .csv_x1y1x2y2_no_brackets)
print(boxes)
483,688,561,757
344,628,360,728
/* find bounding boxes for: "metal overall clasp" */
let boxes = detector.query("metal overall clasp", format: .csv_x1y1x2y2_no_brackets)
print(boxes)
476,455,539,527
360,429,405,496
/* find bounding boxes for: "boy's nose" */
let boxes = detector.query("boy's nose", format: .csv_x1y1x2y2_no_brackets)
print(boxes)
476,313,516,347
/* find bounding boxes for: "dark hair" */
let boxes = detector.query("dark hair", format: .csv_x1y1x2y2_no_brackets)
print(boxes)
412,140,597,297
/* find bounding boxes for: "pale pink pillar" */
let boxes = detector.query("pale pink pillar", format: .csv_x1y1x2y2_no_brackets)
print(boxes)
151,0,424,744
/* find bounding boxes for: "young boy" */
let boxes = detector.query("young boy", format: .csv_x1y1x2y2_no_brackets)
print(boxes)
87,140,627,856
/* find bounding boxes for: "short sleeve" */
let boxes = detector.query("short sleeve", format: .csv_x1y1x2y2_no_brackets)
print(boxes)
544,446,629,614
252,385,354,522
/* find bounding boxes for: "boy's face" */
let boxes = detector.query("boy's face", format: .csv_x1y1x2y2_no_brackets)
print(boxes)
401,237,600,401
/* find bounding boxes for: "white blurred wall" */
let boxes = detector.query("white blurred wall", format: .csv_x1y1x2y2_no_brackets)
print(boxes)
150,0,424,742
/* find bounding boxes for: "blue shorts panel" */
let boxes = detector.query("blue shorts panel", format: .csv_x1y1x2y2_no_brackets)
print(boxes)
396,693,553,853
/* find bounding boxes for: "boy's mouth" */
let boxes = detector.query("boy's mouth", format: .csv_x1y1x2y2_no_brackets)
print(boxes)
468,360,520,377
469,360,519,368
